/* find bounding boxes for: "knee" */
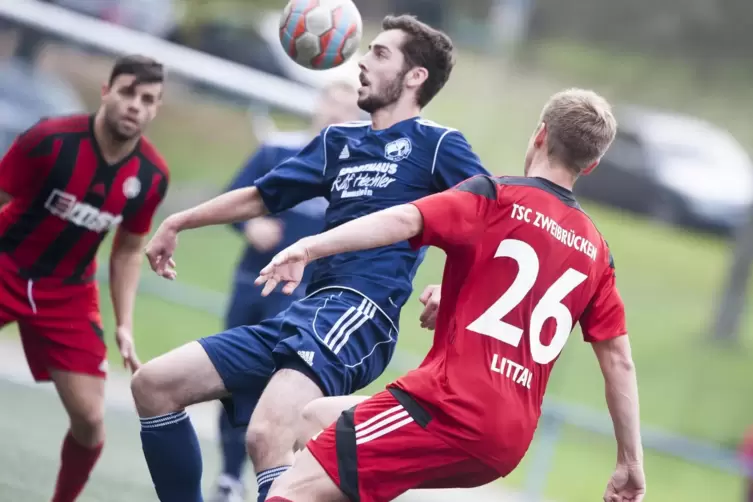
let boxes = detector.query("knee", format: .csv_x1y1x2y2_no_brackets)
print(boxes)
69,405,105,447
300,400,323,429
245,419,276,460
131,362,179,417
295,401,325,450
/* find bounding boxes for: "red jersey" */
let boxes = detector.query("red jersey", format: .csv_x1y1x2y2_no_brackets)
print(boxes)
390,174,626,476
0,114,169,282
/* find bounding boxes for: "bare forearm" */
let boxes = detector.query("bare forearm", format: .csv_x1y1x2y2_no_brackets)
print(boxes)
600,344,643,464
110,246,142,330
304,204,423,261
170,187,269,231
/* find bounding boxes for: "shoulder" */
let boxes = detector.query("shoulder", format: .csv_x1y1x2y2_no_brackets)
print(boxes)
453,175,498,200
138,137,170,179
17,113,89,147
412,120,473,161
572,208,614,271
324,120,371,138
413,118,463,142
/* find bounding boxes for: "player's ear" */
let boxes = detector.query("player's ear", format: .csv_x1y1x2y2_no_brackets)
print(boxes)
582,159,599,176
533,123,547,148
406,67,428,90
100,83,110,98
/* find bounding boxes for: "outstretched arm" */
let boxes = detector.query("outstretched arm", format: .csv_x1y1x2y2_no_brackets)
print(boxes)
166,186,269,232
256,177,494,296
255,204,423,296
146,131,330,279
303,204,423,261
145,187,269,278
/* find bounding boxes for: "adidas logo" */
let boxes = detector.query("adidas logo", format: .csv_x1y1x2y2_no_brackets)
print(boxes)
297,350,315,366
339,145,350,159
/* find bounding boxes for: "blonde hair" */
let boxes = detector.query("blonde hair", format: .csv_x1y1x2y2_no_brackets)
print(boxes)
540,88,617,174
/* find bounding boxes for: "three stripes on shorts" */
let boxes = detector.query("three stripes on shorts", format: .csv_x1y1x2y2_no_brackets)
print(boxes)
354,404,413,445
323,298,377,354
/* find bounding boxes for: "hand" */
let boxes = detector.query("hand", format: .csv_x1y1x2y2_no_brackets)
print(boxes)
418,285,441,330
144,218,179,280
244,217,284,253
603,463,646,502
255,241,311,296
115,326,141,374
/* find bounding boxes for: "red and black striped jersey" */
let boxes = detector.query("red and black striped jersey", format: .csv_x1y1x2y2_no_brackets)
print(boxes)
0,114,169,282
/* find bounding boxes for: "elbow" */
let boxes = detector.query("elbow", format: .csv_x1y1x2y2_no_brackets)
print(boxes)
245,187,269,218
596,336,636,378
396,204,424,237
613,355,635,374
605,350,636,383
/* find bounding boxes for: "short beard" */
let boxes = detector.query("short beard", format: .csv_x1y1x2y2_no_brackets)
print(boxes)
104,110,138,143
357,69,407,114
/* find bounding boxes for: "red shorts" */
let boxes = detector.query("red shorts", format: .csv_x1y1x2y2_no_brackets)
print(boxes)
0,256,107,381
307,389,499,502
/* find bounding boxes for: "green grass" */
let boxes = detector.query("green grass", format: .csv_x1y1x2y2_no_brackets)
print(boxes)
12,46,752,501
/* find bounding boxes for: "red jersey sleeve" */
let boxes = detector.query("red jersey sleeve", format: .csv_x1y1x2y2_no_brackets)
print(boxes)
121,172,169,235
408,175,496,252
0,120,50,198
580,254,627,343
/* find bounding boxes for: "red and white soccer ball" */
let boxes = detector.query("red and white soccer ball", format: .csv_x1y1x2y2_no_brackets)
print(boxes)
279,0,363,70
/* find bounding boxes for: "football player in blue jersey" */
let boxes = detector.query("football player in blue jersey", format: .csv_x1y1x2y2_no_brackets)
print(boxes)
209,82,361,502
135,14,491,502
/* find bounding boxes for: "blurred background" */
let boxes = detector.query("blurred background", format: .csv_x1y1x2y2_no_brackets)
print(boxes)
0,0,752,501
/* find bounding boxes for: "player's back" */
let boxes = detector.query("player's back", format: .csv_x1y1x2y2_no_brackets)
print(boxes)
393,175,625,475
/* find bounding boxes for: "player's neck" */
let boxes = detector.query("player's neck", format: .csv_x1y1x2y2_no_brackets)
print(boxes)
92,111,140,165
370,103,420,131
526,160,576,192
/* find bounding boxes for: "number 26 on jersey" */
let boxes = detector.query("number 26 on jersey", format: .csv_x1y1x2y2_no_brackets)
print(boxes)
466,239,587,365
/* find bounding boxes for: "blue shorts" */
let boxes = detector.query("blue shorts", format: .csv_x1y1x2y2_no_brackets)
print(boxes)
199,288,397,426
224,272,303,329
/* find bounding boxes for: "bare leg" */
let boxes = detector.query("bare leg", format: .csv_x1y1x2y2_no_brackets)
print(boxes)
50,370,106,502
267,448,348,502
294,395,369,451
131,340,228,416
245,369,324,499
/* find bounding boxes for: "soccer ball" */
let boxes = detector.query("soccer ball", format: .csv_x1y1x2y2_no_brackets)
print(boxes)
279,0,363,70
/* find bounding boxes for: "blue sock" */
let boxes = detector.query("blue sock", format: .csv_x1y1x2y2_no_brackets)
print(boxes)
140,411,204,502
219,409,248,481
256,466,290,502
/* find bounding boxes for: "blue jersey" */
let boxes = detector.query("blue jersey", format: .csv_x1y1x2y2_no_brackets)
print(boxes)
227,131,328,283
255,117,490,323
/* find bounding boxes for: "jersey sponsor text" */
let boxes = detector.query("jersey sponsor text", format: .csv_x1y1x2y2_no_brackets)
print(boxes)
45,189,123,233
332,162,398,199
510,203,597,260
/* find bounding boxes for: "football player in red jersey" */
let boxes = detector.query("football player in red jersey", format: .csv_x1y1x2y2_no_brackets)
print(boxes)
0,55,169,501
257,88,645,502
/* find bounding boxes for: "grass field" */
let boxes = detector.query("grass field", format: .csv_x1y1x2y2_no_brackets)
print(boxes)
0,378,224,502
2,41,752,501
